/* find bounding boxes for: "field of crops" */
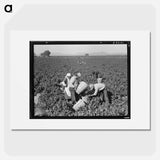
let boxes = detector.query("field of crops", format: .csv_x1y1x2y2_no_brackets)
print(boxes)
33,55,129,118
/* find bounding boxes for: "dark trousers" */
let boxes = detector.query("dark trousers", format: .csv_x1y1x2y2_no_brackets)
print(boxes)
99,89,109,104
69,87,77,103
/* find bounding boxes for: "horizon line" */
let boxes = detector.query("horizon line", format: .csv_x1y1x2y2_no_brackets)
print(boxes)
35,54,127,57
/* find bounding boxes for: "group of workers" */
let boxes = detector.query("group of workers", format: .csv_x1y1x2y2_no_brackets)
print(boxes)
60,72,109,111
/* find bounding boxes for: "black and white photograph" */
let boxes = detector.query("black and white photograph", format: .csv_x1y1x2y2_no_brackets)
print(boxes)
30,41,130,119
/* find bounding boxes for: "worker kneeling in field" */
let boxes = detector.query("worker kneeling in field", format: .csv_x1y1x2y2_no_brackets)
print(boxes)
89,78,109,104
59,72,85,103
68,72,82,104
60,73,71,91
59,73,72,100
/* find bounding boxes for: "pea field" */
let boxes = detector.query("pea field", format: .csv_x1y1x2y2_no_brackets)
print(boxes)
33,55,129,118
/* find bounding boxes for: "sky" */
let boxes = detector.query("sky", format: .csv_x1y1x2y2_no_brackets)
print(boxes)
34,44,127,56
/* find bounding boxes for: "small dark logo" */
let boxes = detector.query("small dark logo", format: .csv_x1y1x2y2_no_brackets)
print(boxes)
4,4,12,13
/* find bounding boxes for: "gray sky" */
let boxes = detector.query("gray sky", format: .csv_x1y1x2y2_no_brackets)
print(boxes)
34,44,127,56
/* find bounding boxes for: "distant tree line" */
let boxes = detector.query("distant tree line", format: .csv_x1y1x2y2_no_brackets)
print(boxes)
34,50,51,57
40,50,51,57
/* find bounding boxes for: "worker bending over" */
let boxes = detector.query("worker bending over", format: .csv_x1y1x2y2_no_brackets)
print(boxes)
89,78,109,104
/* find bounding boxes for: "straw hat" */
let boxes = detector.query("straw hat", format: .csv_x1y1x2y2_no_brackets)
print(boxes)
66,73,71,77
77,72,81,77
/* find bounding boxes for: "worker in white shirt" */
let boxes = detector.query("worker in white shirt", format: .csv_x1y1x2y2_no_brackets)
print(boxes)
89,78,109,104
61,73,72,87
59,73,72,100
69,72,81,87
68,72,81,104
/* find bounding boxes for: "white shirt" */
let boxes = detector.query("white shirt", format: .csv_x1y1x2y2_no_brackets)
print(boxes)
64,86,71,97
65,76,70,86
93,83,105,96
61,75,71,87
68,75,78,88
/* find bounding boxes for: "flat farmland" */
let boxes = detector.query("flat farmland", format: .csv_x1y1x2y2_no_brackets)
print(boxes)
33,55,129,118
